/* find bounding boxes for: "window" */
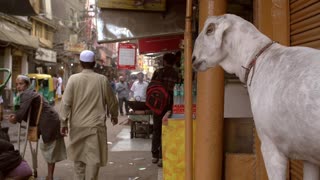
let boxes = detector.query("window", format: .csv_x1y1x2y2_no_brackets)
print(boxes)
35,22,43,37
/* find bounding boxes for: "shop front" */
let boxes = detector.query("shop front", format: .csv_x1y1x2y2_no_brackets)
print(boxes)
96,0,319,179
30,47,57,74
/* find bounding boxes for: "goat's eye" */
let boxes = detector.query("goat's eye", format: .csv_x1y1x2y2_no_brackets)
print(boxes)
206,23,215,35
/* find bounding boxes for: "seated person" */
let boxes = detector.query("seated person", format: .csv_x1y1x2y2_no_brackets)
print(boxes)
0,139,32,180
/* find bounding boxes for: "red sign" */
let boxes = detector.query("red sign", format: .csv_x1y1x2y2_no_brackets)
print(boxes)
138,35,184,54
117,43,137,70
173,104,196,114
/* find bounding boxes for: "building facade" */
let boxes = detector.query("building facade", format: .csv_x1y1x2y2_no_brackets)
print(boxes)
0,13,39,107
51,0,88,83
29,0,57,75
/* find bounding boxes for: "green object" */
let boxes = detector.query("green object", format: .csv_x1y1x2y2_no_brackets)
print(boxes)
0,68,11,95
38,86,54,104
13,92,20,112
27,74,55,105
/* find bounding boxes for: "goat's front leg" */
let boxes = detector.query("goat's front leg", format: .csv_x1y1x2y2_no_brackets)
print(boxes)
260,139,288,180
303,161,319,180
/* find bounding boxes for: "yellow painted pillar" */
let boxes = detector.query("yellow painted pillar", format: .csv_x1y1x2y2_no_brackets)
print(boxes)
185,0,194,180
254,1,289,180
195,0,226,179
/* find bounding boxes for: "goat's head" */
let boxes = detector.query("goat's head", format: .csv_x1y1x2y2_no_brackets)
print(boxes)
192,15,231,71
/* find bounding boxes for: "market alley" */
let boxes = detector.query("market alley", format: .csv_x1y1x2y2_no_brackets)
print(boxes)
2,101,162,180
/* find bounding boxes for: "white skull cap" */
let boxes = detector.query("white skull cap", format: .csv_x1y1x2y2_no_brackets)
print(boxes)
80,50,95,62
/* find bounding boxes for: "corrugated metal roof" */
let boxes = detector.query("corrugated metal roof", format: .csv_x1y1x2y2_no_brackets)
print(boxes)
96,1,186,43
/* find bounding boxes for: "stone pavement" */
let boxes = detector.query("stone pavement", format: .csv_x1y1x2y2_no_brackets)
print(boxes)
1,103,163,180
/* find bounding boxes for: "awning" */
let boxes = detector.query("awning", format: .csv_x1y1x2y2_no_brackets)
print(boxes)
138,34,184,54
0,28,39,49
97,1,186,43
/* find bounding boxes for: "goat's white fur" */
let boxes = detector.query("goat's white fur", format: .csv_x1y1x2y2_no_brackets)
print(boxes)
192,14,320,180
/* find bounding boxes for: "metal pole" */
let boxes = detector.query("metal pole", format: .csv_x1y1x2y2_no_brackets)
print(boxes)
195,0,226,179
184,0,193,179
21,110,31,158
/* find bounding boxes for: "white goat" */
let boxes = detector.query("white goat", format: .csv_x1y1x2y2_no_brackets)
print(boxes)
192,14,320,180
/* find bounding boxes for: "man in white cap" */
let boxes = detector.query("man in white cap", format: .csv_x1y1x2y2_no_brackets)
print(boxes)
60,50,118,179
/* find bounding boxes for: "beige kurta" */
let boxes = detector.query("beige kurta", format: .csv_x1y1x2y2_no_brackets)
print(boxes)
60,69,118,166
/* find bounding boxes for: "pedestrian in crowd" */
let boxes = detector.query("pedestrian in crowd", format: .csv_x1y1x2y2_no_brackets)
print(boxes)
56,74,63,99
128,76,136,91
130,72,148,101
0,94,3,122
60,50,118,180
127,72,149,128
116,76,129,116
52,74,58,98
174,51,182,68
8,75,67,180
107,77,116,118
109,77,116,94
149,53,179,167
174,51,183,81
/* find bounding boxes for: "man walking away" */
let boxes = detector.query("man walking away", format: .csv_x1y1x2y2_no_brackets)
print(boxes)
60,50,118,180
149,53,180,167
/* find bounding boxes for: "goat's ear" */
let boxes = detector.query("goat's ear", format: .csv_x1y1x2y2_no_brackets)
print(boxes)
215,21,230,47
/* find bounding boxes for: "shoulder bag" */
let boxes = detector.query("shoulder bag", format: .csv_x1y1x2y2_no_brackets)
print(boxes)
27,95,43,142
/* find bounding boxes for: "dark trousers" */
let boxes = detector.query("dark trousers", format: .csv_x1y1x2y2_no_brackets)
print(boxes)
118,97,129,114
152,112,165,159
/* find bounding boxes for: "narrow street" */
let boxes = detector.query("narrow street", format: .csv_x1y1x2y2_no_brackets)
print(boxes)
2,101,162,180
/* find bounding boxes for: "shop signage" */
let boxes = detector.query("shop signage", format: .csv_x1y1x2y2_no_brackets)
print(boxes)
117,43,137,70
173,104,196,115
35,47,57,63
97,0,166,11
64,42,87,54
138,34,184,54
